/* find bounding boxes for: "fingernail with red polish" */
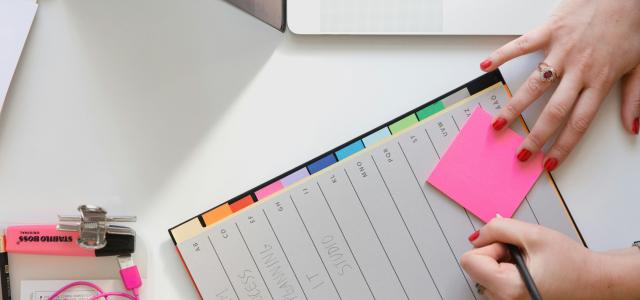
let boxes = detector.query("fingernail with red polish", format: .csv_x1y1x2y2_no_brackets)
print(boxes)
468,230,480,242
517,149,532,162
492,118,507,130
480,59,492,70
633,117,639,135
544,158,559,172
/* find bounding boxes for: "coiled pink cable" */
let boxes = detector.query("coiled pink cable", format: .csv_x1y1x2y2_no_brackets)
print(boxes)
47,280,139,300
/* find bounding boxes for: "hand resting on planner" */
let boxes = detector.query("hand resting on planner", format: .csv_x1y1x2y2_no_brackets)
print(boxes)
479,0,640,171
460,218,640,300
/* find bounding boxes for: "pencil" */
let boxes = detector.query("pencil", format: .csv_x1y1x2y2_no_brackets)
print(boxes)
507,243,542,300
0,235,10,300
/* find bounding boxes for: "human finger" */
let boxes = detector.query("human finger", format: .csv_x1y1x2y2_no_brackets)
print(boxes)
480,26,551,71
471,242,509,260
543,87,607,171
461,244,511,289
516,72,582,160
482,289,500,300
468,218,541,249
491,53,565,132
621,65,640,135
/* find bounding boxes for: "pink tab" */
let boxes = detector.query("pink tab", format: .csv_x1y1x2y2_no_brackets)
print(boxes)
427,107,544,223
255,180,284,200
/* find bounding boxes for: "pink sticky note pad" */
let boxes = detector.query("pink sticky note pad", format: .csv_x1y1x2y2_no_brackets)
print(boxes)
427,107,544,223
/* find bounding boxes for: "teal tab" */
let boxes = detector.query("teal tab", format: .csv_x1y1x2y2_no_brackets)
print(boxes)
417,101,445,120
335,140,365,160
362,127,391,147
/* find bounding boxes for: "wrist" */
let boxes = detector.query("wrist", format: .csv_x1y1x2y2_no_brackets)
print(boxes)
591,248,640,300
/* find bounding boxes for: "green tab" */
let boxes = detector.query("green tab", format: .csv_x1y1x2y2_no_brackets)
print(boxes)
389,114,419,134
416,101,445,120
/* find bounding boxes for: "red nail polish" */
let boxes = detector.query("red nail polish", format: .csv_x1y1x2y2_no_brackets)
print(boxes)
517,149,532,162
633,117,639,135
544,158,558,172
492,118,507,130
468,230,480,242
480,59,492,70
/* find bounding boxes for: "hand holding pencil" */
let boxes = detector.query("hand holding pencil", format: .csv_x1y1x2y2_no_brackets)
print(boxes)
460,217,640,300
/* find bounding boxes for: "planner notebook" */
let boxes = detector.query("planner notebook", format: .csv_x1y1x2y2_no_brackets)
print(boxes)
169,71,583,300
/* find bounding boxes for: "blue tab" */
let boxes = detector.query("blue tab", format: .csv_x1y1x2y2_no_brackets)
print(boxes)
362,127,391,147
307,154,337,174
335,140,365,161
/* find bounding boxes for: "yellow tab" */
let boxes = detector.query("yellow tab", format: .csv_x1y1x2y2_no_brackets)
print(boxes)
171,218,204,244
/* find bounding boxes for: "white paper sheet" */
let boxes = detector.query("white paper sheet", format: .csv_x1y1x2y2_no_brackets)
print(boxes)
20,279,144,300
0,0,37,113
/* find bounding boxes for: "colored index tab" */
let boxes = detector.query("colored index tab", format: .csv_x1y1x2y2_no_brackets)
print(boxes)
202,204,233,226
363,127,391,147
255,180,284,200
427,107,544,222
417,101,445,120
307,154,337,174
335,140,364,160
171,218,204,244
230,195,254,212
389,114,418,134
281,168,309,187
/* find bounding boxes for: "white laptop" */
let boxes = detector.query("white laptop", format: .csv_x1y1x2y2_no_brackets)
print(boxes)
287,0,560,35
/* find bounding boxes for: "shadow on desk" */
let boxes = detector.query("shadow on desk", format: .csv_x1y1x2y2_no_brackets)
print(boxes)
0,0,283,216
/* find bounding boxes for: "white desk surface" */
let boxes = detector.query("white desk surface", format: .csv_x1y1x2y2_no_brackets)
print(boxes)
0,1,638,299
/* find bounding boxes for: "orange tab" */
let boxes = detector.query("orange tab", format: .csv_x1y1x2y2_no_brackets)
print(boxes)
202,204,233,226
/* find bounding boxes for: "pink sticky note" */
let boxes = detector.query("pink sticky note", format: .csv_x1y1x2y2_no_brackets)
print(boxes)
427,107,544,223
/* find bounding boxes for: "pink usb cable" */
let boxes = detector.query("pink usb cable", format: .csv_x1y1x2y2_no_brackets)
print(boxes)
47,255,142,300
